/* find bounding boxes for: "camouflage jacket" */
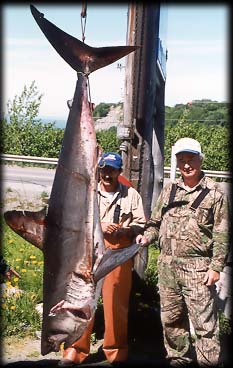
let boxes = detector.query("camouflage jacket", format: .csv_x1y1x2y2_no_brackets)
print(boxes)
145,173,229,272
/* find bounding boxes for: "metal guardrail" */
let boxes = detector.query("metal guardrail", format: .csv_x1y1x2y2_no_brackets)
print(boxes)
1,153,58,165
1,153,232,180
164,167,231,179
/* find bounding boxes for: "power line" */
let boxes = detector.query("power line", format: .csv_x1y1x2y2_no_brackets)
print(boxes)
165,118,228,123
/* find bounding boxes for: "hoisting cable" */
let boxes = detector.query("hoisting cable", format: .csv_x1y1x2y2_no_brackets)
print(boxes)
80,2,94,114
87,76,94,113
76,72,93,113
81,2,87,43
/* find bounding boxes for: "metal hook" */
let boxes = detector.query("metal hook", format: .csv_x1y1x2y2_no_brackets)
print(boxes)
81,2,87,18
81,2,87,43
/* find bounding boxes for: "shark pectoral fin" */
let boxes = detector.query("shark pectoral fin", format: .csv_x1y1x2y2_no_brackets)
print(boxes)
4,208,47,251
93,243,141,283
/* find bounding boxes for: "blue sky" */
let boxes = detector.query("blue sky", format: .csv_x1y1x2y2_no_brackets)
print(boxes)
2,4,228,120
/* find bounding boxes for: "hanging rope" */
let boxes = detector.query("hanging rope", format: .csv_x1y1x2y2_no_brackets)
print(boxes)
80,3,94,114
86,76,94,113
76,72,93,113
81,2,87,43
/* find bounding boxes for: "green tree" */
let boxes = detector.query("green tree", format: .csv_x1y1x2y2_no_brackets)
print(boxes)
3,81,43,154
164,121,230,171
93,103,113,118
164,100,230,171
96,127,120,153
2,81,64,157
93,102,123,119
165,100,229,126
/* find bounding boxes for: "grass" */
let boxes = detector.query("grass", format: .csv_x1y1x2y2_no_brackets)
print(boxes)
1,218,43,337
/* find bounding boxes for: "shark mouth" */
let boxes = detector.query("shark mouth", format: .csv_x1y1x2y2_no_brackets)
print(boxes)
48,299,92,321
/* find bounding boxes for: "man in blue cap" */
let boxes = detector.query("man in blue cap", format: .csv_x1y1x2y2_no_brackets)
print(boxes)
60,152,146,366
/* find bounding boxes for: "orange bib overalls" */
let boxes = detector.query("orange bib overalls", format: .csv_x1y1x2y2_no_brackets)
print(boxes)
63,230,134,364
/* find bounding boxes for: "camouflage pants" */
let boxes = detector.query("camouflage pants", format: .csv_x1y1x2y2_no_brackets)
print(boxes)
157,255,220,366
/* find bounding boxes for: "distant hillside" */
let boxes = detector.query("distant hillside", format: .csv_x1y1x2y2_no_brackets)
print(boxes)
39,99,229,131
95,99,229,131
39,103,124,130
165,99,229,126
92,99,230,171
94,104,123,131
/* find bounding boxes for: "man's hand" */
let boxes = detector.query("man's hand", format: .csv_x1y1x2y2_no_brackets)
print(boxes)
203,269,220,286
5,267,20,280
101,223,134,237
101,222,121,234
135,234,150,246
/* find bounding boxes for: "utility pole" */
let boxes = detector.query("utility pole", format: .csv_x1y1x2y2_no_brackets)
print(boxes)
118,3,167,278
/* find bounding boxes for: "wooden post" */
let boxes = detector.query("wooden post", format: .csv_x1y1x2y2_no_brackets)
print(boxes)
120,4,166,278
120,4,137,182
170,145,177,182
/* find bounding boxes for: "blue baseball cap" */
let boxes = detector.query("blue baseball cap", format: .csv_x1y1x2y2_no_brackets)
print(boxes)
98,152,122,169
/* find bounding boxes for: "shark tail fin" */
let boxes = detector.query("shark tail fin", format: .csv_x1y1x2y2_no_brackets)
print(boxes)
30,5,139,76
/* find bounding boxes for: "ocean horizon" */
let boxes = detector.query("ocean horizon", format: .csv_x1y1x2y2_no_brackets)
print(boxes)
5,114,67,129
39,116,67,129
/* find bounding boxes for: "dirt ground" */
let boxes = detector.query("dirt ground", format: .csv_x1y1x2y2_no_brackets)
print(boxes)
1,334,166,368
2,335,62,365
1,335,106,367
1,299,167,368
1,321,232,367
1,268,168,367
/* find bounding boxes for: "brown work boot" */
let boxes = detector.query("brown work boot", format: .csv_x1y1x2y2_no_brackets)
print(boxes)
57,358,76,367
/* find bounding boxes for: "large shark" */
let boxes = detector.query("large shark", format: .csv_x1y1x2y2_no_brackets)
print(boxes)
4,5,141,355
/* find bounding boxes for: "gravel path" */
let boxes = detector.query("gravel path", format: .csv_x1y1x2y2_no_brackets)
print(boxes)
1,335,61,366
1,336,105,367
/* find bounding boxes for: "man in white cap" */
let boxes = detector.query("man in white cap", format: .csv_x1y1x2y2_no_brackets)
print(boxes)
137,138,229,366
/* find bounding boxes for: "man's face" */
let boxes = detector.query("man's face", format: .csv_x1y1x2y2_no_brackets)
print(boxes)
99,166,121,189
176,152,202,182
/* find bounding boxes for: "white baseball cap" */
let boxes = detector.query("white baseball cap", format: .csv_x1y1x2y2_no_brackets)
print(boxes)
173,137,202,155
